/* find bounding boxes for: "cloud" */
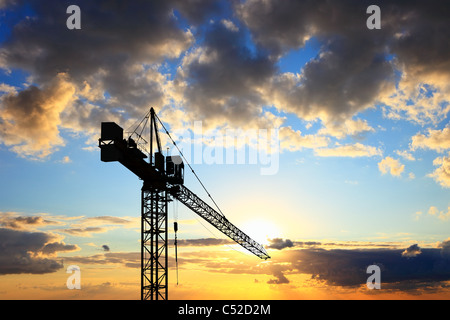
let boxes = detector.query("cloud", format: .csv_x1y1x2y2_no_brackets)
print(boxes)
402,244,422,258
65,252,140,269
59,156,71,164
170,0,222,25
438,239,450,257
428,152,450,188
0,73,76,159
0,228,78,274
40,241,78,256
221,19,239,32
237,0,450,127
318,118,375,140
0,213,59,230
0,0,197,157
381,83,450,126
315,143,382,158
175,22,275,129
279,126,329,152
1,1,194,83
411,127,450,188
411,126,450,153
285,246,450,289
174,238,450,291
237,0,396,122
428,206,439,216
266,238,294,250
395,150,416,161
175,238,233,247
378,156,405,177
58,227,110,237
293,241,322,247
37,215,137,238
79,216,133,227
0,83,17,94
427,206,450,222
0,0,449,164
264,57,394,126
267,265,290,284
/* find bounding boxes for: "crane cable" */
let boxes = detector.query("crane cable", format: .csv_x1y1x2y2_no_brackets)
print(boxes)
154,112,226,218
155,110,251,260
125,110,150,155
174,199,179,285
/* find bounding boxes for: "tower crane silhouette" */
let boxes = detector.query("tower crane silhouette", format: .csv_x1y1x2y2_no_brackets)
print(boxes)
98,108,270,300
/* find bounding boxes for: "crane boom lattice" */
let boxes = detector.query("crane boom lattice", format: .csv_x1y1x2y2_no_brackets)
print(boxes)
171,185,270,260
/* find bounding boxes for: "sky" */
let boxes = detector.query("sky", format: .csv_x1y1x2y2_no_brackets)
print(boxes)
0,0,449,300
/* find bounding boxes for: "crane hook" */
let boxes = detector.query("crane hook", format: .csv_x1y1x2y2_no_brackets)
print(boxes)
174,221,179,285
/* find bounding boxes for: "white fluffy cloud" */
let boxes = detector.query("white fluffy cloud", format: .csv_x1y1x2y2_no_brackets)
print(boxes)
378,156,405,177
428,152,450,188
411,126,450,153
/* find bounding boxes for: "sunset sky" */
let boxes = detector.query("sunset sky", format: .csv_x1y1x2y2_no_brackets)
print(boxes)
0,0,449,300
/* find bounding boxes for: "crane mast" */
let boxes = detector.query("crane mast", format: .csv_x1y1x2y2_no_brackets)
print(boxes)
98,108,270,300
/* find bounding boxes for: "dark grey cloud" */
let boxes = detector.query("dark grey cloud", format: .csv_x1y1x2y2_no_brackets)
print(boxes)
41,241,78,255
285,246,450,289
240,0,395,123
387,1,450,79
402,244,421,258
0,228,78,274
266,238,294,250
266,238,393,250
171,0,450,133
267,265,290,284
171,0,223,25
236,0,389,55
177,239,450,291
236,0,450,65
0,0,230,158
178,21,275,128
2,0,192,82
0,0,196,121
439,240,450,257
1,0,449,159
236,0,450,124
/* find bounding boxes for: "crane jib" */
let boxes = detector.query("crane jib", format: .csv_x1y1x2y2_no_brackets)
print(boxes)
170,184,270,260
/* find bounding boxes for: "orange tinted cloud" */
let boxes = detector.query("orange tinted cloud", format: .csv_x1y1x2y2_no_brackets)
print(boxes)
428,152,450,188
0,73,75,159
412,126,450,153
378,156,405,177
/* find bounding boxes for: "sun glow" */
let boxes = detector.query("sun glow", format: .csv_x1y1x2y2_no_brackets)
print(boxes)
241,219,281,246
